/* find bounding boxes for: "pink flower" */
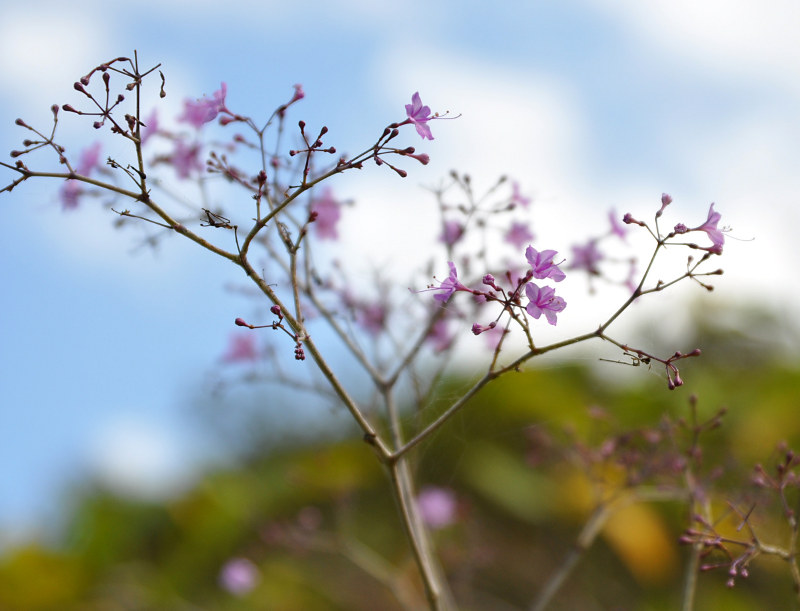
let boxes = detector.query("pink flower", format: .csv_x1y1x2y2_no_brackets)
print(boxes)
505,221,534,250
511,181,531,208
179,83,228,128
608,208,627,240
428,319,454,352
525,283,567,326
311,187,341,240
219,557,260,596
569,240,603,275
222,334,259,363
60,141,102,210
357,302,386,336
139,110,159,145
432,261,468,303
417,486,457,529
171,140,203,178
405,92,434,140
693,203,724,254
525,246,566,282
440,220,464,247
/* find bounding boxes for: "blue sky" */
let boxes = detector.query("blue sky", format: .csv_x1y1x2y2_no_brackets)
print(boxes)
1,0,799,540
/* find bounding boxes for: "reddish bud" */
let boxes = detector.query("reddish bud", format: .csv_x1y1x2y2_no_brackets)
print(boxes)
234,317,249,327
14,118,27,127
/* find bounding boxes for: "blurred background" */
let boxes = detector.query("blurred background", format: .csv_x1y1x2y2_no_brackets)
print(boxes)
1,0,799,608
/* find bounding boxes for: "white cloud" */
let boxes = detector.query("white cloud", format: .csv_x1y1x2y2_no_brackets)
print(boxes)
0,8,113,110
87,414,196,501
583,0,800,88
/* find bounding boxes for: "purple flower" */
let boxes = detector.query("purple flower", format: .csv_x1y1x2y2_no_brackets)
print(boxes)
432,261,468,302
608,208,627,240
405,92,434,140
60,142,102,210
417,486,457,529
440,220,464,247
428,319,453,353
569,240,603,275
219,557,260,596
511,181,531,208
505,221,534,250
525,283,567,325
171,140,203,178
221,334,259,363
311,187,341,240
693,203,724,253
179,82,228,128
357,302,386,336
139,110,159,145
525,246,566,282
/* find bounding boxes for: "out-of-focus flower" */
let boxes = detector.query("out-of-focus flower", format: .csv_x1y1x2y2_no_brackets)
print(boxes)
417,486,457,529
511,181,531,208
569,240,603,275
139,110,159,145
219,557,260,596
222,334,258,363
311,187,341,240
60,141,102,210
440,220,464,247
179,83,228,128
505,221,534,250
608,208,627,240
171,140,203,178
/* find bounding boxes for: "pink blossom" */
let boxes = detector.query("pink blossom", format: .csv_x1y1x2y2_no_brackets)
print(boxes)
608,208,627,240
60,141,102,210
171,140,203,178
428,319,453,352
693,203,724,253
525,283,567,325
417,486,457,529
219,557,260,596
179,82,228,128
431,261,468,303
405,92,434,140
569,240,603,275
139,110,159,145
525,246,566,282
440,220,464,247
505,221,534,250
310,187,341,240
357,302,386,336
222,334,259,363
511,181,531,208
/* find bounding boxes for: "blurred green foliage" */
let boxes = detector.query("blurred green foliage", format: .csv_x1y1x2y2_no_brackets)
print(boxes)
2,304,800,610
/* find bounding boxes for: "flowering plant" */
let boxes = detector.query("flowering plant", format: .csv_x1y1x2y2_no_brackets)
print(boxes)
1,52,741,609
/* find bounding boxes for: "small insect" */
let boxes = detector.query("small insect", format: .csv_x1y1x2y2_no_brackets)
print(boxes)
200,208,233,229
